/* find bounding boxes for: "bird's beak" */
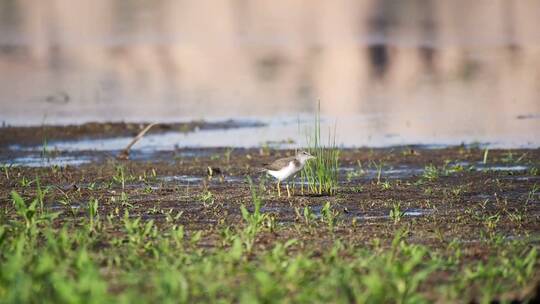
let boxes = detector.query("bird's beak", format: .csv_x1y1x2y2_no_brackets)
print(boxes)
309,155,316,160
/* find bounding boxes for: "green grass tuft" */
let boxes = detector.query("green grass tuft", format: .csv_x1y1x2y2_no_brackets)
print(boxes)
301,102,340,195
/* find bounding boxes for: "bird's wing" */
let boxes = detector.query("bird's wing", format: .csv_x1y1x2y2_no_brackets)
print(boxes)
264,156,295,171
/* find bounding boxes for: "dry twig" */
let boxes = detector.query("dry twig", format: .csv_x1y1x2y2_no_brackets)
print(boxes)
117,123,157,160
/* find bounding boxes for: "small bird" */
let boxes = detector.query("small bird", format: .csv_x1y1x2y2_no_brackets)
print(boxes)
264,151,316,197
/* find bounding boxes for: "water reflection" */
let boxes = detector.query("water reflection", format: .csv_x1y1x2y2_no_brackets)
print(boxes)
0,0,539,147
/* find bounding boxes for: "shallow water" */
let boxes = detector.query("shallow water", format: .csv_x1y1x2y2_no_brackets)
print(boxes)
5,116,538,159
453,161,530,172
159,175,245,185
1,1,539,148
341,165,425,180
355,208,433,221
2,155,93,167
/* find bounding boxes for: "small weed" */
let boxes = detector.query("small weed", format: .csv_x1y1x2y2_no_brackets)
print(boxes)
505,209,523,224
346,160,365,181
423,164,439,181
389,202,405,224
199,190,215,207
41,138,49,160
320,202,339,230
113,165,127,189
11,191,59,232
88,198,99,231
143,185,154,194
224,148,234,163
35,177,48,212
240,178,268,253
526,183,538,203
2,164,10,179
380,181,392,190
501,151,515,163
12,191,39,231
19,176,33,187
372,160,384,184
352,185,364,193
483,213,500,230
304,206,316,225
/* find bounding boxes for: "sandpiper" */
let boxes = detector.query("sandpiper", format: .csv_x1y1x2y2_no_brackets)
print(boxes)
264,151,316,197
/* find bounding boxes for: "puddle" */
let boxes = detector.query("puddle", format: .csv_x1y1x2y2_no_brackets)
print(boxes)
456,234,540,244
159,175,245,184
1,155,92,167
404,209,430,217
47,201,84,211
160,175,204,183
341,165,425,180
302,204,433,221
478,165,529,172
0,148,233,168
453,161,529,172
260,206,287,213
502,176,540,181
355,208,433,221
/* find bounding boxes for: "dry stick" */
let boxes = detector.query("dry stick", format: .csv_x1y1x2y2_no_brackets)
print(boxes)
117,123,158,160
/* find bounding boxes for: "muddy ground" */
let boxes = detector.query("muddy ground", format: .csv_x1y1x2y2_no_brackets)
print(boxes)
1,124,539,301
2,146,539,248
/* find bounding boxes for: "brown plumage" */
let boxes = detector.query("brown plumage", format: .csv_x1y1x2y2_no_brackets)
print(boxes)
263,157,299,171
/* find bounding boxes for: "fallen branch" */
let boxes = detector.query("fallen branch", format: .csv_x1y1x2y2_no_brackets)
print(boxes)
117,123,158,160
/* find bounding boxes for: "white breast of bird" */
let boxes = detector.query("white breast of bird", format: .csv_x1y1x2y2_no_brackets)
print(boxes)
267,161,300,182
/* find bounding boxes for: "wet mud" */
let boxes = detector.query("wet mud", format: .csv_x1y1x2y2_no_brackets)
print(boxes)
1,130,539,300
2,146,539,246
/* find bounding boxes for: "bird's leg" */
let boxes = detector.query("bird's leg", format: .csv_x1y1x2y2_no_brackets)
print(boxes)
277,181,281,197
287,183,292,197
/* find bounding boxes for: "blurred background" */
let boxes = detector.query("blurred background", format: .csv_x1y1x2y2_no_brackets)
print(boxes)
0,0,539,147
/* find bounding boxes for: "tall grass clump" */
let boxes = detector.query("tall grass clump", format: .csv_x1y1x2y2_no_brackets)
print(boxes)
301,102,340,195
